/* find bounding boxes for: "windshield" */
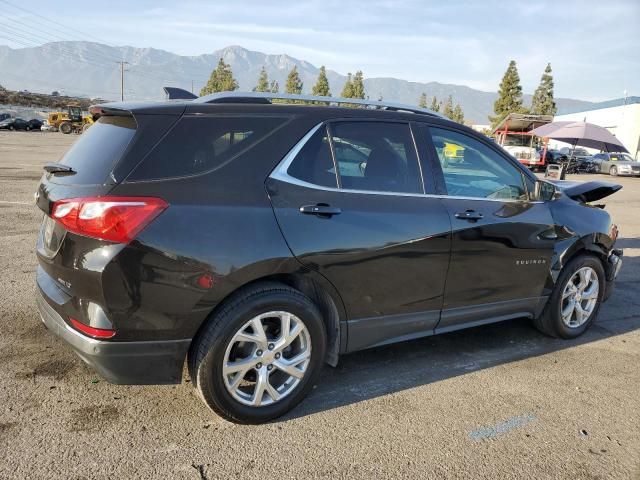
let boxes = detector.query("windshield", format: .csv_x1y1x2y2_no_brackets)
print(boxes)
503,134,532,147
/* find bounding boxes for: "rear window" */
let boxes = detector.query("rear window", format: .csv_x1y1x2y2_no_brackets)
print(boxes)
54,116,137,184
128,116,288,180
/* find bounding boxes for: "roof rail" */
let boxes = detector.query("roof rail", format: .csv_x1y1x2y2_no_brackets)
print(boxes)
194,91,444,118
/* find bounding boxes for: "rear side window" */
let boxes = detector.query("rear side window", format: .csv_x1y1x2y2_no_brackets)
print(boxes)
130,116,288,180
54,116,136,184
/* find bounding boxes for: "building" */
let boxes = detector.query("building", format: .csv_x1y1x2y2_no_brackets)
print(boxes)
553,96,640,158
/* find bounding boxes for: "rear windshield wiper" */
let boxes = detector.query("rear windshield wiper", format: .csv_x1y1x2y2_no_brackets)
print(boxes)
43,163,76,175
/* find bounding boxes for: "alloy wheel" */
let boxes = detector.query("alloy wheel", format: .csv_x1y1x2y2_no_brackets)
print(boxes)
561,266,599,328
222,311,311,407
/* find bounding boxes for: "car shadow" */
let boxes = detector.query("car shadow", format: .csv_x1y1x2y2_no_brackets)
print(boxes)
285,238,640,421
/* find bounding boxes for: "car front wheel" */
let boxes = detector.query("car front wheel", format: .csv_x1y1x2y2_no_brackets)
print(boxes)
609,166,618,176
189,283,326,424
533,255,604,339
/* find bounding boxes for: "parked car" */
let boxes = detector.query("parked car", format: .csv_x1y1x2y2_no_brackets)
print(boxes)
40,121,56,132
591,152,640,176
541,148,566,165
0,113,11,122
35,92,623,424
559,147,591,160
0,117,28,130
26,119,43,131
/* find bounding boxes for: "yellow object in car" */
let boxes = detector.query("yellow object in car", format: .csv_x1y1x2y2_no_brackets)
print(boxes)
444,142,465,160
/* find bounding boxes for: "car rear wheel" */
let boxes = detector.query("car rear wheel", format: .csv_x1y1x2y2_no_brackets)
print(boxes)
189,283,326,424
533,255,604,339
609,166,618,176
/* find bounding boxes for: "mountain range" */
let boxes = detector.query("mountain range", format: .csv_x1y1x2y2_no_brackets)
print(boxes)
0,42,593,123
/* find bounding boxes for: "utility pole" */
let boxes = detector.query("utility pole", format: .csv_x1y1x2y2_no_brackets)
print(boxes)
117,61,129,101
191,80,194,94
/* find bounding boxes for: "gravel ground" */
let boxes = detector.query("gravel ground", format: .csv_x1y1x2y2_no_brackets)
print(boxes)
0,131,638,479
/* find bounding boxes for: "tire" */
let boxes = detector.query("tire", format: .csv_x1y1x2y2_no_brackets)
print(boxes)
25,126,31,131
59,122,72,134
609,166,618,176
533,254,605,339
8,125,14,131
189,282,327,424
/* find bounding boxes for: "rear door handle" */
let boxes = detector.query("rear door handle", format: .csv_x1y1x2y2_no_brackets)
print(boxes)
299,204,342,216
455,210,483,221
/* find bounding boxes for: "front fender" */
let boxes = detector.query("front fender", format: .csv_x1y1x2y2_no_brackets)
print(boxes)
543,195,617,295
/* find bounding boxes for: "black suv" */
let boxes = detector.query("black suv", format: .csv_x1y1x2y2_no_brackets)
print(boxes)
35,92,623,424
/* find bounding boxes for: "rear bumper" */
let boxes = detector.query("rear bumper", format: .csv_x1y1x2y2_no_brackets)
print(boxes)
36,287,190,384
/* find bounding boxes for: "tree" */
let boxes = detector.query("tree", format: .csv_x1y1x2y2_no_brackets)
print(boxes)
490,60,525,126
269,80,279,93
341,73,354,98
443,95,455,120
253,67,269,92
311,66,331,96
418,92,427,108
530,63,557,115
285,66,303,94
430,96,440,112
351,71,365,99
200,58,238,95
453,103,465,124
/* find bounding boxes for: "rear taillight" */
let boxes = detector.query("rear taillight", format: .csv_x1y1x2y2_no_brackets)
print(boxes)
51,196,168,243
70,318,116,339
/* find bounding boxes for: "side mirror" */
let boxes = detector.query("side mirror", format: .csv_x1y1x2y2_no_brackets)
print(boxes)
534,180,557,201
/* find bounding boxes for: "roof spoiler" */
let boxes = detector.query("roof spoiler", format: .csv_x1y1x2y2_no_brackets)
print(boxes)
89,105,134,119
163,87,198,100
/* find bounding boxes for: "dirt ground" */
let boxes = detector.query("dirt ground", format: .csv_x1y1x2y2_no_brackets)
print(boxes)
0,131,638,479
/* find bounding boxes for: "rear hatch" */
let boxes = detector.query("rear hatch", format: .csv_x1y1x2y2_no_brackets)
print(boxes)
35,106,181,329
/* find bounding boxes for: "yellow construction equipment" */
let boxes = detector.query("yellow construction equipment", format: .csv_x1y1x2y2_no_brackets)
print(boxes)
47,105,94,134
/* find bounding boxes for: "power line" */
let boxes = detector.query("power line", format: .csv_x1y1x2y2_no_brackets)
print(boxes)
0,2,214,94
0,16,124,64
0,0,120,49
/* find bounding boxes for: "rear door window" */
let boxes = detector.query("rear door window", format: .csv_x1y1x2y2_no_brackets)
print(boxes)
330,122,422,194
286,121,423,194
129,116,288,180
51,116,137,184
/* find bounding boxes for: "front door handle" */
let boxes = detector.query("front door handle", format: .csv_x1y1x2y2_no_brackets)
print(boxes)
299,204,342,217
455,210,484,221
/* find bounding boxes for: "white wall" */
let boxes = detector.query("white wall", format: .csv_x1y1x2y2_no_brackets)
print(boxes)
552,103,640,158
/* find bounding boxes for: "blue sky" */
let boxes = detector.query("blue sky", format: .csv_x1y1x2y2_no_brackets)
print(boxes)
1,0,638,101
